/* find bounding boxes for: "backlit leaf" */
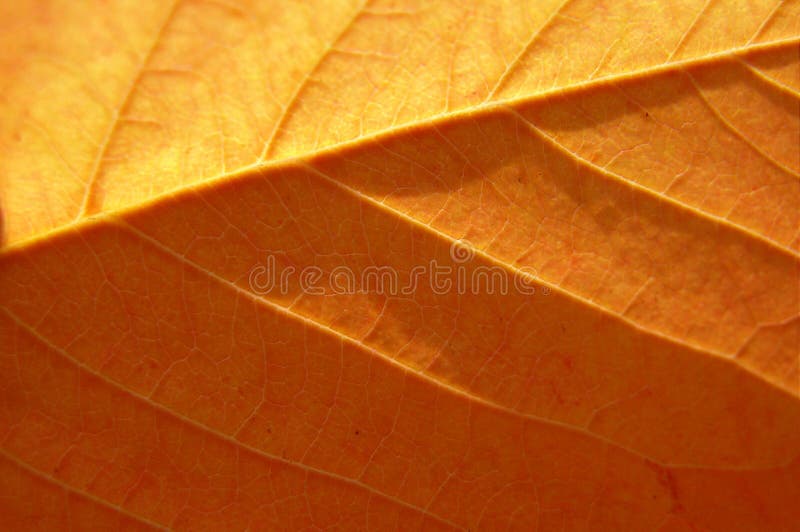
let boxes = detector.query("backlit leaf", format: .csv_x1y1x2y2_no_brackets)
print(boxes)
1,0,798,529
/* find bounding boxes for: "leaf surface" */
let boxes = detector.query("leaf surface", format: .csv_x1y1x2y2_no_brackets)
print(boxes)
1,0,799,530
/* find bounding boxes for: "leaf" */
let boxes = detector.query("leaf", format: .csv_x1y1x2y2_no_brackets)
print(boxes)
1,0,799,529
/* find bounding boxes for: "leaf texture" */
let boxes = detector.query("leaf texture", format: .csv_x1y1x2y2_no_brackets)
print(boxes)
1,0,799,530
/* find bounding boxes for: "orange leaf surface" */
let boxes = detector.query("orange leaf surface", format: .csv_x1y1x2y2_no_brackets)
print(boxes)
1,0,799,530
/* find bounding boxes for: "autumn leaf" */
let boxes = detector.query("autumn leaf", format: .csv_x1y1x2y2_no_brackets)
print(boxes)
1,0,799,529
